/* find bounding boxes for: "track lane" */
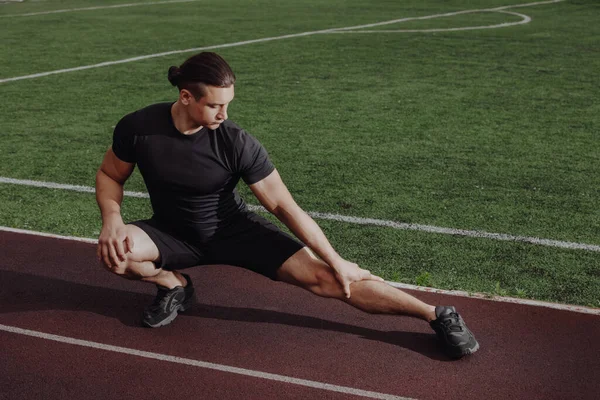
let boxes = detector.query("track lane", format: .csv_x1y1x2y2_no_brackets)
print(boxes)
0,330,371,400
1,230,599,399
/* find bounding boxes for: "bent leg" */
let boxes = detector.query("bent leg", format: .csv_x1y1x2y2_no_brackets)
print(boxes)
276,248,436,322
100,224,187,289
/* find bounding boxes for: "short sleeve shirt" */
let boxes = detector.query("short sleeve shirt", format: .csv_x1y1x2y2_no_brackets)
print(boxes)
112,102,275,242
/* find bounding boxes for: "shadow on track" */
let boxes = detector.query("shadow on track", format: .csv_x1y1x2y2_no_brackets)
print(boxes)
0,269,448,361
189,303,447,360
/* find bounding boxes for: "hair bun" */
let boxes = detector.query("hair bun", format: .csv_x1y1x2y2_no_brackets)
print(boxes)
167,66,181,86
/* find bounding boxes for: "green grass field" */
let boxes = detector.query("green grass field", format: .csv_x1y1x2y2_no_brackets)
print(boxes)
1,0,599,307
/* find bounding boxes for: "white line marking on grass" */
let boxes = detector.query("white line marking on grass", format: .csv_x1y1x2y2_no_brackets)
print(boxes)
493,0,564,10
331,11,531,34
326,0,562,33
2,176,600,254
0,324,414,400
2,225,598,315
0,0,201,17
0,0,564,84
0,28,343,84
0,176,149,198
305,211,600,253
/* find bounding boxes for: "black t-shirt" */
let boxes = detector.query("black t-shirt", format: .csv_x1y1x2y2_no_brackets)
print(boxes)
112,102,275,243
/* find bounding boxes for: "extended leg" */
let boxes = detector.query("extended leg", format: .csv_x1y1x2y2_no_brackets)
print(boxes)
276,247,436,321
276,247,479,358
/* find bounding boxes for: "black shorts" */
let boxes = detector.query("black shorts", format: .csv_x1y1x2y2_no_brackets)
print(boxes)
130,212,305,280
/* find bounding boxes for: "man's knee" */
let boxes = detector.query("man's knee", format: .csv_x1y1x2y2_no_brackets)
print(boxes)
100,252,155,280
308,265,344,298
98,224,160,279
100,255,135,279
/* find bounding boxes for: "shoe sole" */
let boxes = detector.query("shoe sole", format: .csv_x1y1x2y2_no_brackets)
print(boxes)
461,340,480,356
142,295,195,328
143,304,182,328
448,339,480,359
180,292,195,312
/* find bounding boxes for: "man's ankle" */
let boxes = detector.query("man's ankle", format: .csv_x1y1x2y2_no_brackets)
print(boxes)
150,270,184,289
425,305,437,322
172,271,188,288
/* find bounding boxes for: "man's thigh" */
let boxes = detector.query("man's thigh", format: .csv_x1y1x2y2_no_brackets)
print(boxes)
207,212,304,279
125,224,160,263
129,219,205,270
276,248,344,298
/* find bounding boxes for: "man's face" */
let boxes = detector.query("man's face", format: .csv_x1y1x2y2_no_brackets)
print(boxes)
186,85,235,129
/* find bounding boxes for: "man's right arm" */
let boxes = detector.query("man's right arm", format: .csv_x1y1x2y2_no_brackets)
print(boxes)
95,148,135,268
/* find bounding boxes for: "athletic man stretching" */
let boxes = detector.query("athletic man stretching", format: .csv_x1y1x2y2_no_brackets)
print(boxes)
95,52,479,359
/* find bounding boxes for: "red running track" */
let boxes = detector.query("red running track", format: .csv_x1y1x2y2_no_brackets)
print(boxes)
0,230,599,399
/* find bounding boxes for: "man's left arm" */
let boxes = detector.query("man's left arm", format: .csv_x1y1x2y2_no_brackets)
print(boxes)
249,169,383,297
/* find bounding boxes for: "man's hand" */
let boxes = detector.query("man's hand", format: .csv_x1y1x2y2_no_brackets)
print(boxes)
330,259,385,299
97,214,134,270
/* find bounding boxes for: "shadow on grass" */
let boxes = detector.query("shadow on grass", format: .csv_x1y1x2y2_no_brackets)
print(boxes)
0,269,449,361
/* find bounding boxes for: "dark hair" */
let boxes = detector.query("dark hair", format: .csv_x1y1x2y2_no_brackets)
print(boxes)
168,52,236,99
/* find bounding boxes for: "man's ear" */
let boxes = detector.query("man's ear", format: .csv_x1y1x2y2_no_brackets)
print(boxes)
180,89,193,106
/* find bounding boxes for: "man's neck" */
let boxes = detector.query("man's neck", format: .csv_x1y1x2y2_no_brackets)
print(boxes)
171,101,203,135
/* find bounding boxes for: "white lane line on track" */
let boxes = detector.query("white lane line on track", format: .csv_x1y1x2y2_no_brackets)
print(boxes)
0,0,201,17
0,0,564,84
0,226,98,244
1,225,599,315
0,324,414,400
2,176,599,253
386,281,600,316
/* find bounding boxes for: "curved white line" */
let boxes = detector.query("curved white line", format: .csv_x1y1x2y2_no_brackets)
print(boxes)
492,0,563,11
330,10,531,34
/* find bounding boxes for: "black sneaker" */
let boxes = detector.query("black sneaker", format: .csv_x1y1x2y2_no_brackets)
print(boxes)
430,306,479,359
180,273,195,312
142,274,195,328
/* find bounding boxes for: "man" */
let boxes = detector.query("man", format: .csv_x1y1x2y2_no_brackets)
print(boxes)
95,52,479,359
